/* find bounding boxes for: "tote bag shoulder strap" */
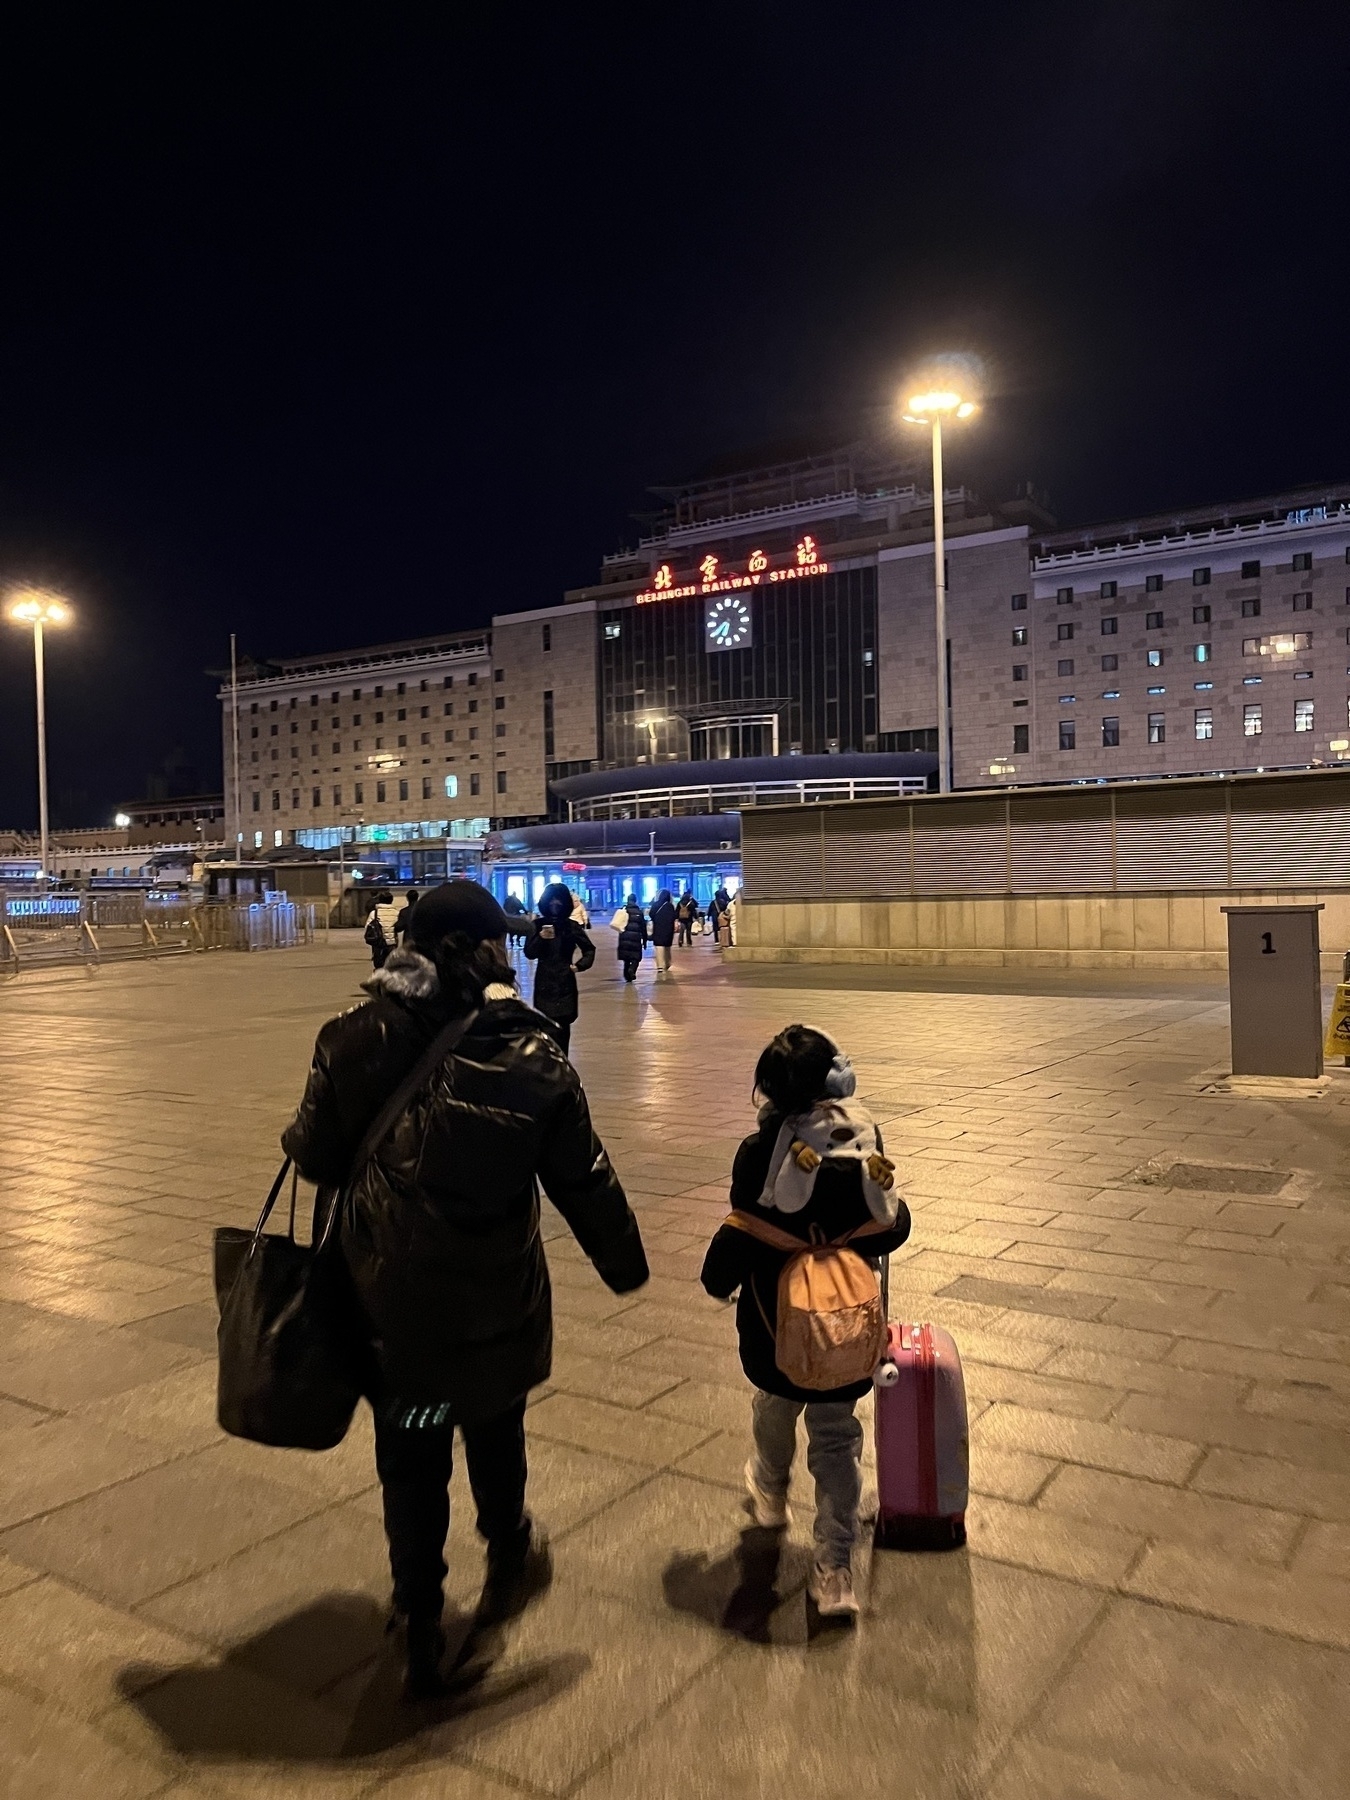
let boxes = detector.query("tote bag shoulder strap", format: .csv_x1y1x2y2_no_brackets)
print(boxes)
350,1007,480,1179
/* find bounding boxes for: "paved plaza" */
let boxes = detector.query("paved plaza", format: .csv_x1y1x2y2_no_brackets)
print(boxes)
1,935,1349,1797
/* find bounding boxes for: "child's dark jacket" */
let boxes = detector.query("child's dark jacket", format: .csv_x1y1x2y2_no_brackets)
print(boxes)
700,1112,911,1403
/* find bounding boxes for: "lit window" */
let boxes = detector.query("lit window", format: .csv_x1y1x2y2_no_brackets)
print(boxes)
1148,712,1166,744
1193,643,1211,663
1147,649,1164,667
1295,700,1315,732
1059,694,1076,703
1058,720,1076,750
1012,627,1028,645
1146,574,1163,592
1147,685,1166,695
1295,670,1313,680
1101,716,1119,747
604,622,621,639
1243,676,1261,686
1195,681,1214,691
1195,708,1213,740
1102,689,1121,699
444,775,458,798
1243,704,1262,736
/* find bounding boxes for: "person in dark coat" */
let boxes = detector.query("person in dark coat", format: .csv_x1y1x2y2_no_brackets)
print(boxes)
676,889,699,947
523,881,595,1056
616,895,647,982
393,889,420,943
701,1024,910,1621
282,880,648,1698
708,885,733,949
648,889,676,978
502,890,528,944
363,889,398,969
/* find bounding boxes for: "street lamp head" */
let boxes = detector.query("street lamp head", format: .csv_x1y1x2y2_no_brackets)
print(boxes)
6,588,72,627
113,813,131,829
901,390,979,424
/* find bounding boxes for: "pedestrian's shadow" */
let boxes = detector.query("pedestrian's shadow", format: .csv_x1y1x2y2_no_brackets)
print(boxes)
117,1593,587,1766
662,1525,814,1644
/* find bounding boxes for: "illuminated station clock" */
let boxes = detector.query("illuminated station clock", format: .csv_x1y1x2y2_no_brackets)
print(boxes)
705,593,753,652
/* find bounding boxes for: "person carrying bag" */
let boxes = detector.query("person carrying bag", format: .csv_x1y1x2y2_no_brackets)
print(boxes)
278,881,649,1700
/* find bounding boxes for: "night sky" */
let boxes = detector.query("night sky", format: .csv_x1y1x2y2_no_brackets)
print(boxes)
1,4,1347,828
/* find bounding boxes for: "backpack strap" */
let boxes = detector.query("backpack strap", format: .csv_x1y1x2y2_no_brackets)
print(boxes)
722,1210,891,1254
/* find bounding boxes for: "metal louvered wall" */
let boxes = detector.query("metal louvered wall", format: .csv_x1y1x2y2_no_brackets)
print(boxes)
741,771,1350,899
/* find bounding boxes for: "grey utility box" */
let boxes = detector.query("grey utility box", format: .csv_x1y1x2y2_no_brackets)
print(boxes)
1221,904,1324,1078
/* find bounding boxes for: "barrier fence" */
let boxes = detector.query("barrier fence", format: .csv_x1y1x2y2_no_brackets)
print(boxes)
1,892,326,974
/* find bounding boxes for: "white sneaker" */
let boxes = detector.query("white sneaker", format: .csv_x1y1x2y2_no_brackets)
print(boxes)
743,1459,791,1529
808,1562,860,1619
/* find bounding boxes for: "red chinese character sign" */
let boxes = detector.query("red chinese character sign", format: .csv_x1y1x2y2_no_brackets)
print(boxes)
635,542,830,604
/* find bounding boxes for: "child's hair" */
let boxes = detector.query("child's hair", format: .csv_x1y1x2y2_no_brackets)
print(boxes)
753,1023,839,1116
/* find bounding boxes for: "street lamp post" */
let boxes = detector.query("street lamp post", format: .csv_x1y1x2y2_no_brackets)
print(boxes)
5,589,72,888
901,389,977,794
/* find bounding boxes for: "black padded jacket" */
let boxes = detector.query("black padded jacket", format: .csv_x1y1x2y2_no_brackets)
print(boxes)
282,953,648,1423
523,918,595,1025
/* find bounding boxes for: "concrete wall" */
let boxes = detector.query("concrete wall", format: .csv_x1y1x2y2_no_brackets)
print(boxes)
490,602,599,815
729,888,1350,970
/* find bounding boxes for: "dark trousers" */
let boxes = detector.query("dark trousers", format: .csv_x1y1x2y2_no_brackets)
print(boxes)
622,956,640,981
677,920,693,946
374,1398,529,1621
543,1016,572,1056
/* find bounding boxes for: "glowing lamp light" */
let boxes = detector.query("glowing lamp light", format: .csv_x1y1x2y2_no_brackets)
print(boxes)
901,390,979,424
6,589,72,627
114,812,132,829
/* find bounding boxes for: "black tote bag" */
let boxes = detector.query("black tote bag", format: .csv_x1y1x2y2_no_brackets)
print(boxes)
213,1009,478,1450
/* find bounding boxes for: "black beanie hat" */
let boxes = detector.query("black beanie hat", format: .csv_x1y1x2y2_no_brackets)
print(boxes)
408,880,510,950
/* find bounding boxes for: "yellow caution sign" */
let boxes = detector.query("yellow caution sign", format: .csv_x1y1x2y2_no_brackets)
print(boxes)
1325,983,1350,1060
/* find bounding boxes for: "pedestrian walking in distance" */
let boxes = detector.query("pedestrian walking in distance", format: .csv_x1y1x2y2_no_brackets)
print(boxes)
649,888,676,978
701,1024,910,1621
615,893,647,983
523,881,595,1056
393,889,420,944
363,888,399,970
676,889,699,947
502,890,529,944
282,881,649,1699
708,885,733,950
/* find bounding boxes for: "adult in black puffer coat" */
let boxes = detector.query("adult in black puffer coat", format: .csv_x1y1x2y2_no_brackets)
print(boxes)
282,880,647,1697
649,889,676,979
616,895,647,982
523,882,595,1056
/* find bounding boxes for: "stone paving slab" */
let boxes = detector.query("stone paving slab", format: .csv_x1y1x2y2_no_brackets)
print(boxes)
1,938,1349,1794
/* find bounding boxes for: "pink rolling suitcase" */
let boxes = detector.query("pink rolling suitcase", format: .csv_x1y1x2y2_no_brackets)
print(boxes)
873,1260,969,1550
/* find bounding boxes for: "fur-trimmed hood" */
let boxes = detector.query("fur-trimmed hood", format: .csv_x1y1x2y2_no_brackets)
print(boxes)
362,945,516,1006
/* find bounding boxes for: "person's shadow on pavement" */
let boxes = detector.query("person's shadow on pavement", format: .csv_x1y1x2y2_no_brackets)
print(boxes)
662,1525,814,1644
117,1593,587,1766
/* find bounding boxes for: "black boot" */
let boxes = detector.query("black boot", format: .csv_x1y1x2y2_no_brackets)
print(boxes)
475,1524,553,1626
390,1609,448,1701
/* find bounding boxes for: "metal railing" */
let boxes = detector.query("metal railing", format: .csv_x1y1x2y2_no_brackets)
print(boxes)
568,774,930,822
0,890,324,973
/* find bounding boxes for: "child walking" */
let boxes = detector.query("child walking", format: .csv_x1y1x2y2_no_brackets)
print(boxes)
700,1024,911,1619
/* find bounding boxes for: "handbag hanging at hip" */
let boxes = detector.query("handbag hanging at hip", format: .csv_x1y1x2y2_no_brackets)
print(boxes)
213,1008,478,1450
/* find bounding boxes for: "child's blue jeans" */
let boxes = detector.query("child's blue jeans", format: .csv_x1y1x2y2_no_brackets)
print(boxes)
751,1389,862,1569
